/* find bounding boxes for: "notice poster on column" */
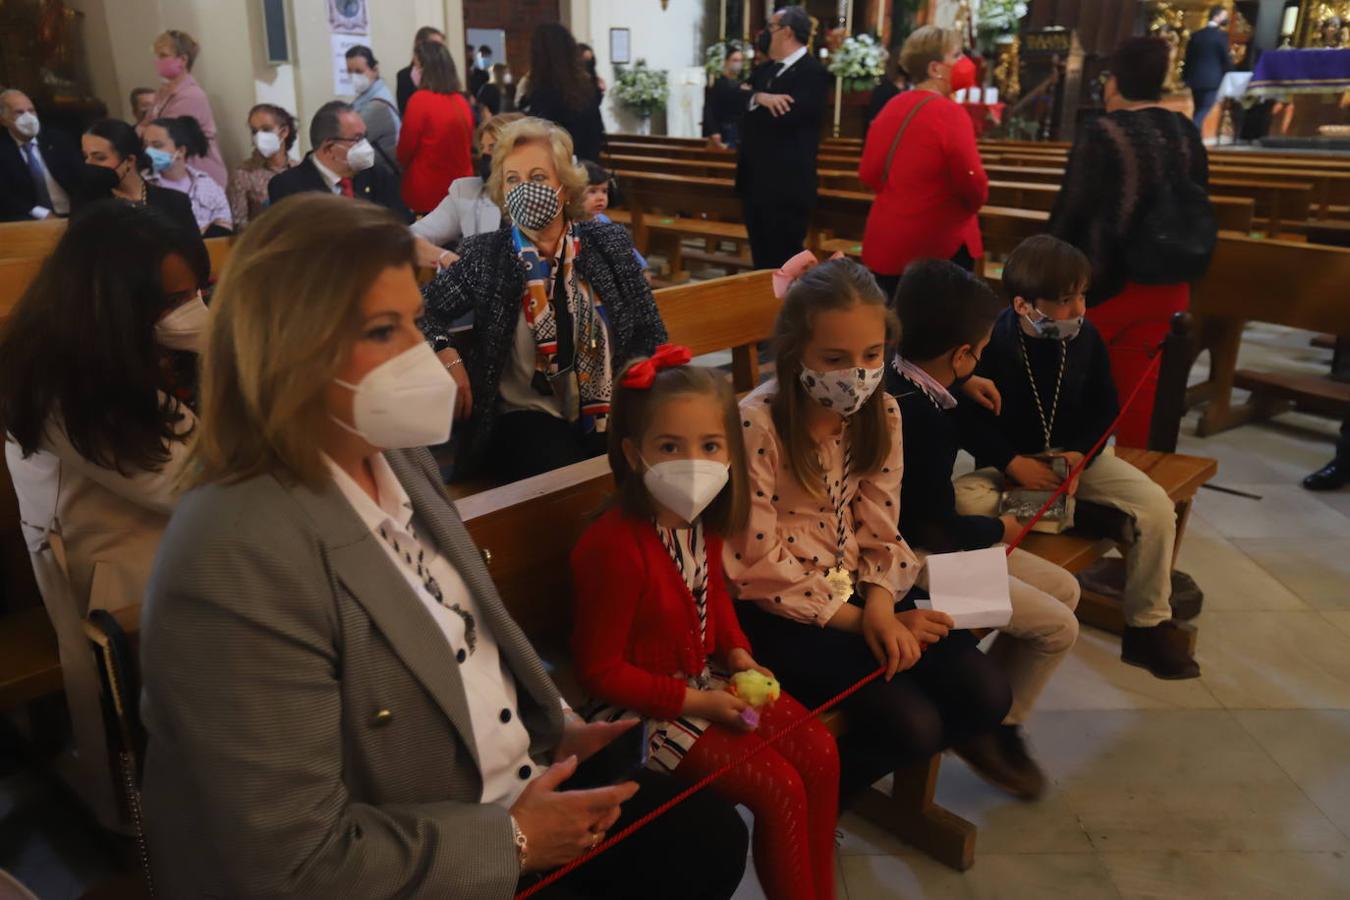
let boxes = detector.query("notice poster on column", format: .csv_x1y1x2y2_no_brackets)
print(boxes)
332,33,369,96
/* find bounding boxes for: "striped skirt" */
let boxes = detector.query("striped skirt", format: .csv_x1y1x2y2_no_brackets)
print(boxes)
582,667,728,774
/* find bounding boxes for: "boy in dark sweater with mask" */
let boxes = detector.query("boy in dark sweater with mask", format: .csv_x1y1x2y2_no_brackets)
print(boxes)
953,235,1199,681
887,259,1080,801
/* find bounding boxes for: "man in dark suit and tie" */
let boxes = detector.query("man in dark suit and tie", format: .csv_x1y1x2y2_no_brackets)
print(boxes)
268,100,410,222
1184,5,1233,129
736,5,829,269
0,89,81,222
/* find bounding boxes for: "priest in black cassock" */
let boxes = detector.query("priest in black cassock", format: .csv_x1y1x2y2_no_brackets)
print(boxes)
735,6,830,269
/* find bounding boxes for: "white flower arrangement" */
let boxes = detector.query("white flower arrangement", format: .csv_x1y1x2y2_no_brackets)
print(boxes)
613,59,669,119
976,0,1028,46
827,33,887,93
704,39,752,81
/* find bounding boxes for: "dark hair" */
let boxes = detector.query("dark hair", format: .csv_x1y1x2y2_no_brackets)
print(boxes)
415,40,462,95
777,6,812,45
412,26,444,51
310,99,355,148
1001,235,1093,306
150,115,208,160
478,44,493,55
581,159,610,186
129,86,154,107
771,257,899,494
893,259,1002,361
1208,4,1227,21
345,44,378,69
530,23,594,112
85,118,150,170
1109,36,1170,102
608,362,750,536
249,102,298,151
0,200,208,473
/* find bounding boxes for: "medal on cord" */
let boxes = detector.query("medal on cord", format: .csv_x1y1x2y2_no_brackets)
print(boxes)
823,440,854,604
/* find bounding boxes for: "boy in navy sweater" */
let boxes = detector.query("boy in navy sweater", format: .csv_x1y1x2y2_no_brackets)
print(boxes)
953,235,1199,680
887,259,1079,800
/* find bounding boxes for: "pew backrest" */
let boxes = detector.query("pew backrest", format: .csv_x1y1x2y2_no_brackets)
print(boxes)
656,269,779,393
0,218,66,262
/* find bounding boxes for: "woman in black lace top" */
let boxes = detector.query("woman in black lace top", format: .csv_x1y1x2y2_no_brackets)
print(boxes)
1049,36,1210,447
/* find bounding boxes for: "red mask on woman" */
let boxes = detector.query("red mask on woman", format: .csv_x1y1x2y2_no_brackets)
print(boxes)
949,55,977,92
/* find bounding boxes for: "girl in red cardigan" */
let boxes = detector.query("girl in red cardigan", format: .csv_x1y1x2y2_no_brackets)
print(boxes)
571,346,839,900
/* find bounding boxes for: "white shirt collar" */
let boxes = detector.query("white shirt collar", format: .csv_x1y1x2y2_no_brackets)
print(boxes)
323,453,415,534
776,45,809,74
311,155,344,192
9,131,34,151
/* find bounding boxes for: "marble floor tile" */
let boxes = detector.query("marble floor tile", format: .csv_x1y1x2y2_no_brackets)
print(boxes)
1032,628,1222,711
1232,539,1350,610
1184,483,1350,541
1172,533,1309,613
1199,611,1350,710
841,852,1121,900
1234,710,1350,839
1100,851,1350,900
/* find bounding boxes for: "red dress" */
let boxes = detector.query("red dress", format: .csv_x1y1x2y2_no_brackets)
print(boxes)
571,506,839,900
397,91,474,214
859,91,988,277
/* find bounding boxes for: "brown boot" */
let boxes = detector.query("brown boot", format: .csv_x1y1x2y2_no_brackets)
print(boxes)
954,725,1047,802
1121,620,1200,680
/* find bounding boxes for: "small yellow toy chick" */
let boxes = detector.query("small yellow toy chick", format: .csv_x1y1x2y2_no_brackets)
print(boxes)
730,670,781,708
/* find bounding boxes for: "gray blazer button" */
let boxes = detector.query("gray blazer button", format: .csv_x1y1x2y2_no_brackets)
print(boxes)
372,708,393,727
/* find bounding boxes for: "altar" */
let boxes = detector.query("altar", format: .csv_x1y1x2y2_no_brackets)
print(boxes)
1247,47,1350,139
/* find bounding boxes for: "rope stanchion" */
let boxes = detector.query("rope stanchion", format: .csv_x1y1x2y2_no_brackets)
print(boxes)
517,339,1166,899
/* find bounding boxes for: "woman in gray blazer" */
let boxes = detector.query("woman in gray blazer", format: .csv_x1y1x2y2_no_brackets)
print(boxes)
139,192,748,899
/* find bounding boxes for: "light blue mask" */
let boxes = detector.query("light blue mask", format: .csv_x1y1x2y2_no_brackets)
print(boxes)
146,146,175,174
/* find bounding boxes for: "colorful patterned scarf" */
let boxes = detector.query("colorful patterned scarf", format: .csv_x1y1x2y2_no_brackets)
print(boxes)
513,224,614,432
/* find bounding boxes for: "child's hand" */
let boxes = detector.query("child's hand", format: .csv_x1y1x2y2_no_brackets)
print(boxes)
1055,452,1085,496
726,647,774,680
862,596,922,679
1000,513,1024,545
1006,455,1062,491
691,689,754,732
897,608,954,644
960,375,1002,415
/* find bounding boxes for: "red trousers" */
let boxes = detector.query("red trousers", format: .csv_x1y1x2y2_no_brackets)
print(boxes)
676,694,839,900
1087,282,1190,448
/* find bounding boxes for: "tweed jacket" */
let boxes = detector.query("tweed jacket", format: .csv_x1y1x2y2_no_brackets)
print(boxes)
421,219,667,478
139,448,565,899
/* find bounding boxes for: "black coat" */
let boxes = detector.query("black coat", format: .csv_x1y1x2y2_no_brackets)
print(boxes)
702,75,749,144
396,65,417,116
420,220,667,478
68,179,202,245
735,53,829,207
267,154,411,222
520,85,606,163
1184,26,1232,91
0,129,82,221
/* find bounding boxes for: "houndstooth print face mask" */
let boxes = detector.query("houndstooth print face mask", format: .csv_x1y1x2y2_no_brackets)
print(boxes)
799,364,885,417
505,180,563,232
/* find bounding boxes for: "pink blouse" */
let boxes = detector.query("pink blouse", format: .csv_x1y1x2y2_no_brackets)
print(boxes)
723,381,920,627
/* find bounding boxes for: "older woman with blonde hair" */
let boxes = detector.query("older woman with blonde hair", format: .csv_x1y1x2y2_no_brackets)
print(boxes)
422,116,665,483
139,191,747,899
139,29,227,189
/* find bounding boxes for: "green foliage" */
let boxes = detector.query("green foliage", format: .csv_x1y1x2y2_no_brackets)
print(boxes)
613,59,669,118
827,33,887,94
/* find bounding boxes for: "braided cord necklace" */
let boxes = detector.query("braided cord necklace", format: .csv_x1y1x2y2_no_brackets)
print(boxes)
1018,333,1068,453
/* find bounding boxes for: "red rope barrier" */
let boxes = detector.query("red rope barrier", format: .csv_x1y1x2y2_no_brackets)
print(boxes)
517,341,1166,898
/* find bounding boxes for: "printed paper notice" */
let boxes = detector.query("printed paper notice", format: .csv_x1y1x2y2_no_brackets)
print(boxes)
919,547,1012,630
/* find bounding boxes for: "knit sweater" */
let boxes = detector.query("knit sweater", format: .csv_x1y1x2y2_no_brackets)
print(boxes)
1048,107,1208,305
420,220,667,478
955,309,1119,473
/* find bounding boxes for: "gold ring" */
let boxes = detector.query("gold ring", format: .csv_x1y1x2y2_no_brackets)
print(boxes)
589,831,602,849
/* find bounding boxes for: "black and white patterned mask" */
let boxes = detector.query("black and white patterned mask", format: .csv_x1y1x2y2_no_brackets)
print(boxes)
505,181,562,232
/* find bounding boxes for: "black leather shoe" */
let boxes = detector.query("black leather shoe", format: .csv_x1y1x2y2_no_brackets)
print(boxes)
1303,459,1348,492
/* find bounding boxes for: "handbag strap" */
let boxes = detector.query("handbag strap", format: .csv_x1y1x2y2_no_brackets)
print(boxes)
882,93,938,183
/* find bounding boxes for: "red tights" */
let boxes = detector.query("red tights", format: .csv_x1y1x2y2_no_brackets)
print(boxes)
674,694,839,900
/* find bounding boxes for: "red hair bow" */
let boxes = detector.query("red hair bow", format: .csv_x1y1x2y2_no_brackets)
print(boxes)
622,344,693,389
772,250,846,300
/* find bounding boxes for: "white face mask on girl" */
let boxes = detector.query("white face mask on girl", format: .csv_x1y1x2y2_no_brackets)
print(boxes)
253,129,282,157
799,364,885,417
332,342,458,449
643,458,730,525
155,292,208,353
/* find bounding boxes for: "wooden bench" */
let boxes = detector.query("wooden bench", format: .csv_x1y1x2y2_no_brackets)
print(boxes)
0,218,66,262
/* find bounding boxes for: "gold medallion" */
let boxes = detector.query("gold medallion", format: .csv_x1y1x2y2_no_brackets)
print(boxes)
824,565,854,604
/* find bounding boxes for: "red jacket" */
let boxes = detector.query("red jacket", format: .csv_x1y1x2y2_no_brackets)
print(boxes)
397,91,474,213
570,507,751,721
859,91,988,276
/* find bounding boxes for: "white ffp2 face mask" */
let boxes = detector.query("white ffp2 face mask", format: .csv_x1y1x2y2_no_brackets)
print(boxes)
643,458,730,525
15,112,39,139
345,138,375,173
155,293,208,353
349,73,372,95
333,342,457,449
253,129,282,157
798,364,885,417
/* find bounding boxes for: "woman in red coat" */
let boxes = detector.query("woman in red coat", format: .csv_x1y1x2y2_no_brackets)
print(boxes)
397,41,474,214
859,26,986,299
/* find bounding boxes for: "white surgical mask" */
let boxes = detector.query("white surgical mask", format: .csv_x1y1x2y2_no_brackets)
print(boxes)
253,129,282,157
643,458,730,525
349,72,372,95
14,112,39,139
155,292,208,353
799,364,885,417
332,342,457,449
345,137,375,173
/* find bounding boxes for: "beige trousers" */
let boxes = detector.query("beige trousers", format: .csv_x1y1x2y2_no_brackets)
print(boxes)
953,448,1177,629
918,547,1080,725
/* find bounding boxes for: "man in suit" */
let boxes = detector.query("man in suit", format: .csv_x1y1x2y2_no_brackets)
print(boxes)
268,100,411,222
0,89,81,222
735,6,829,269
1184,5,1232,129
